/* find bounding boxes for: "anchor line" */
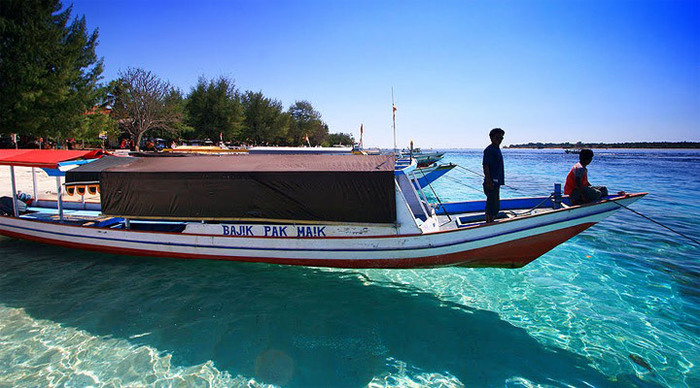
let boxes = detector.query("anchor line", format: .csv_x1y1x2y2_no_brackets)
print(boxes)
454,165,519,191
612,201,699,246
442,175,483,193
512,194,555,216
417,167,451,222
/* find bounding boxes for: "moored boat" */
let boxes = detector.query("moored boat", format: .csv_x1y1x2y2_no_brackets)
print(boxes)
401,149,445,167
249,146,353,155
0,150,645,269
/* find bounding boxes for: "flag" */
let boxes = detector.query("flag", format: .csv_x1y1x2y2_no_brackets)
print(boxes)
359,124,364,148
392,104,397,120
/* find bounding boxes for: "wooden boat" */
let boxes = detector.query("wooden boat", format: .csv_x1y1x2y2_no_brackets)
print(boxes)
249,146,353,155
244,146,453,188
162,145,248,154
401,148,445,167
0,150,645,269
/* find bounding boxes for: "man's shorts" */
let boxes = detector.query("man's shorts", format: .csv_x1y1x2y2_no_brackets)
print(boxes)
483,183,500,216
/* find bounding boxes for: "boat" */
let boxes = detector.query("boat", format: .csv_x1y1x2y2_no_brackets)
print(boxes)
246,146,453,188
0,150,646,269
401,148,445,167
161,140,248,155
248,146,353,155
397,159,456,189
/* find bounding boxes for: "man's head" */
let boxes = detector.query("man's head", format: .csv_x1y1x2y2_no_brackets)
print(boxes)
579,149,594,165
489,128,505,146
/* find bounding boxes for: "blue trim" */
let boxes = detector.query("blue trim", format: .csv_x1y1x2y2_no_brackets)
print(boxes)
414,164,454,188
41,159,97,177
437,194,619,215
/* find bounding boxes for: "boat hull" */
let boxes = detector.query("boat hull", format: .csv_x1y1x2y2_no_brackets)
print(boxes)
0,194,643,269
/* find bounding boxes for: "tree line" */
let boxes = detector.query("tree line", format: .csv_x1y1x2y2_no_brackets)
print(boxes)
0,0,354,150
507,141,700,149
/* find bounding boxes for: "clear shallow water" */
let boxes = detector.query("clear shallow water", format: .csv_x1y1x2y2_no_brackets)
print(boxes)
0,149,698,387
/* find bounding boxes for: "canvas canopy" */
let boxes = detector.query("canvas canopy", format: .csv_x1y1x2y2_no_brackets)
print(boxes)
65,155,138,185
0,149,103,169
100,154,397,223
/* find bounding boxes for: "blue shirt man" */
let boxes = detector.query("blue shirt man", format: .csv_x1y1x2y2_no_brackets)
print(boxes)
483,128,505,223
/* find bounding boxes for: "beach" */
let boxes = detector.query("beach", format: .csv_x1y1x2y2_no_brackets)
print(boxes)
0,165,100,203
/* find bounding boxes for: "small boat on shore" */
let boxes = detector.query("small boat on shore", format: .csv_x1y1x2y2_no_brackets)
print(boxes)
0,150,645,269
249,146,353,155
162,145,248,154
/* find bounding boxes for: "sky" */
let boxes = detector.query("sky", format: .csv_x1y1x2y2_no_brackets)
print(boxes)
70,0,699,148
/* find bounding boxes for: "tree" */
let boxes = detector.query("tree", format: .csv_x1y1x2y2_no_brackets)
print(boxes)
287,101,327,146
241,91,289,144
66,86,117,148
72,108,118,148
324,133,355,147
0,0,103,140
186,76,243,142
110,68,186,149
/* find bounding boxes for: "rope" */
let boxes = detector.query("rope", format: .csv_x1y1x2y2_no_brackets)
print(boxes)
417,167,451,221
612,200,699,246
512,194,554,216
454,165,519,191
442,175,483,193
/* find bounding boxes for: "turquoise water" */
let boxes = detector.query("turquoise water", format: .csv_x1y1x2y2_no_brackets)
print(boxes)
0,149,698,387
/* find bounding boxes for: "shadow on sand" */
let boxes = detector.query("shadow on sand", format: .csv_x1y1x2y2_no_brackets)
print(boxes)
0,238,654,387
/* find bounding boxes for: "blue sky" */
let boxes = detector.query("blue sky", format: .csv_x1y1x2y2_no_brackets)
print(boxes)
71,0,699,148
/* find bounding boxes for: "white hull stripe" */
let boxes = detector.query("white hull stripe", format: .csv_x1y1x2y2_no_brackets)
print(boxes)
0,207,616,254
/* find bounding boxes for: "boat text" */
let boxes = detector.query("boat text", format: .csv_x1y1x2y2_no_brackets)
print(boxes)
220,225,326,237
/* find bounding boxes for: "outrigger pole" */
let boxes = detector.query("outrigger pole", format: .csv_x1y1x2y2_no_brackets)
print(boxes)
9,166,18,217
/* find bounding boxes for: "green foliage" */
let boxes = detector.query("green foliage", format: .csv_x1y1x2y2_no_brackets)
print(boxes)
287,100,327,146
71,109,117,147
0,0,103,139
110,68,187,149
324,132,355,147
0,0,339,149
185,76,243,142
240,91,289,145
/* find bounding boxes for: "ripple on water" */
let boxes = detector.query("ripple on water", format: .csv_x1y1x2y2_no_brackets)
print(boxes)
0,305,275,387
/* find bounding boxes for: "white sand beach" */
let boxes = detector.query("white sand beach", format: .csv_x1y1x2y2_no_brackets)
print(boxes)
0,166,100,203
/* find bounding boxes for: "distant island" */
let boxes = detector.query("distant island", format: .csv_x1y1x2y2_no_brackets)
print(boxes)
506,141,700,149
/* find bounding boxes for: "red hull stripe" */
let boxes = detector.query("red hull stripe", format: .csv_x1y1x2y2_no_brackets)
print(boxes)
0,222,595,269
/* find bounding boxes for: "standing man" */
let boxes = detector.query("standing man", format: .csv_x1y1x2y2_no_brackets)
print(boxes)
483,128,505,223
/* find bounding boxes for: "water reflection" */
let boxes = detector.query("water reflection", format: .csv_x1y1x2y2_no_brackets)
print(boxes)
0,239,651,386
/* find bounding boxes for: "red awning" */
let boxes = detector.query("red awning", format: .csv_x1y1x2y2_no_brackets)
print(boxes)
0,149,104,169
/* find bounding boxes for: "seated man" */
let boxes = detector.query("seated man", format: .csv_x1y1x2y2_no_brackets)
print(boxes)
564,149,608,205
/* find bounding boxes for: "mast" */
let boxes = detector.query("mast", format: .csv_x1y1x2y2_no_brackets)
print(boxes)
392,88,397,155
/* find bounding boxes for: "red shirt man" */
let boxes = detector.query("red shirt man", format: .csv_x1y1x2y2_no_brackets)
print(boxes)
564,149,607,204
564,161,589,195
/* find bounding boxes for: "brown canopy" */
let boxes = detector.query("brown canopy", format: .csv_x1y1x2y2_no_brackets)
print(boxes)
100,154,397,223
